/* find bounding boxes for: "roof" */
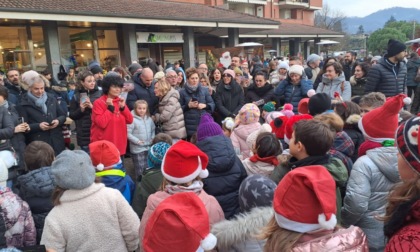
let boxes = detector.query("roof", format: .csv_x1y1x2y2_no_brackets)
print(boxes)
0,0,279,28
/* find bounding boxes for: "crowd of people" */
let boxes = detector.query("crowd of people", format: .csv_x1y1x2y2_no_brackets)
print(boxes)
0,38,419,251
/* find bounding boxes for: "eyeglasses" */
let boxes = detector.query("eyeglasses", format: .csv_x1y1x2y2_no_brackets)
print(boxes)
222,74,232,78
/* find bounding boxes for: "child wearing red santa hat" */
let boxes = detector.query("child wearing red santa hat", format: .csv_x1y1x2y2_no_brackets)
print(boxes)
138,140,224,251
342,94,410,252
260,165,368,251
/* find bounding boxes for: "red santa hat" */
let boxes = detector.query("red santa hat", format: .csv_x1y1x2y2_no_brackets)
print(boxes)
89,140,121,171
273,165,337,233
358,94,411,143
143,192,217,252
270,115,289,139
161,140,209,184
297,89,316,115
284,114,313,144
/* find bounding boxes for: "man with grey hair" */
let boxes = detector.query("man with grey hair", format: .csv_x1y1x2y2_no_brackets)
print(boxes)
165,69,179,90
18,74,66,155
197,63,208,76
127,67,158,113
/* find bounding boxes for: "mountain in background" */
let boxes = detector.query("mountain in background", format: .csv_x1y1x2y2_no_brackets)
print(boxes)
344,7,420,34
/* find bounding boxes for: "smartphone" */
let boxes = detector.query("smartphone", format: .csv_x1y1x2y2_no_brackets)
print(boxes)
17,117,24,124
48,122,54,126
120,91,128,100
191,97,198,102
80,93,88,103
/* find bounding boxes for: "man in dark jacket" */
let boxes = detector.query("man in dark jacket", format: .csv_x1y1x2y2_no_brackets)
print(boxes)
365,39,407,97
343,51,357,81
4,69,26,105
126,67,158,114
406,52,420,98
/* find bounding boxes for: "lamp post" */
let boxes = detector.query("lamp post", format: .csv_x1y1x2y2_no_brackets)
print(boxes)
364,34,369,58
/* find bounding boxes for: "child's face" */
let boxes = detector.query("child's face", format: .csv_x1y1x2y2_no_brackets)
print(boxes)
360,105,374,117
289,131,299,157
69,84,76,90
398,152,416,181
136,104,147,117
262,111,268,120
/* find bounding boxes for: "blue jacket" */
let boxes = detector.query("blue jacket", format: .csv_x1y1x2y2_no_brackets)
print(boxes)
96,164,135,204
274,78,313,113
179,84,215,137
196,135,247,219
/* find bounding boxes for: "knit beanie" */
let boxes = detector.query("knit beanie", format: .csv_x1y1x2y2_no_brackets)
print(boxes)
238,103,260,125
308,93,332,116
288,65,304,76
223,69,235,78
246,123,272,150
51,150,96,190
197,113,224,142
284,114,313,144
128,63,142,75
90,65,103,75
265,111,284,125
280,103,294,118
0,158,8,187
307,54,320,64
278,61,289,70
262,101,276,112
387,39,406,58
234,67,243,76
222,117,235,131
239,174,277,212
154,71,165,81
89,140,121,171
147,142,171,169
371,55,381,62
270,115,289,139
396,116,420,176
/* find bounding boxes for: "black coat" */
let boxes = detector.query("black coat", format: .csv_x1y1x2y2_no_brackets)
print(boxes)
4,81,26,105
214,81,245,119
17,93,66,155
179,84,215,137
69,86,102,147
365,57,407,97
196,135,247,219
245,82,276,105
126,72,159,113
7,103,26,171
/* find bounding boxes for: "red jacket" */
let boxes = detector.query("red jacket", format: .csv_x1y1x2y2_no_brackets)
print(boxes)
91,95,133,155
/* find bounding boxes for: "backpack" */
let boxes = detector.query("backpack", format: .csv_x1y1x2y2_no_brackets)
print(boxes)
415,66,420,83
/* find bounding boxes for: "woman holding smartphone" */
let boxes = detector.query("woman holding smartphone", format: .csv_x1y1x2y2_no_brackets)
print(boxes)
69,70,102,153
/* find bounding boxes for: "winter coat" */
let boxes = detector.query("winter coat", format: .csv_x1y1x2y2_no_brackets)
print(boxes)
0,106,14,151
245,82,276,105
342,147,400,252
4,81,27,105
18,92,66,155
5,103,26,172
96,166,135,203
291,225,369,251
344,114,364,162
304,66,321,82
131,168,163,219
242,159,276,176
350,76,366,97
127,112,155,154
139,190,224,251
317,73,351,101
231,123,261,160
274,78,313,113
196,135,247,220
41,183,140,252
214,81,245,118
179,84,215,137
154,88,186,140
0,187,36,248
17,166,55,243
365,57,407,97
68,86,102,147
406,57,420,87
211,206,273,252
91,95,133,155
330,131,355,174
126,72,159,113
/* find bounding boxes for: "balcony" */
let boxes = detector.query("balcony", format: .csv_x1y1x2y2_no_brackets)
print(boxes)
227,0,266,5
277,0,321,10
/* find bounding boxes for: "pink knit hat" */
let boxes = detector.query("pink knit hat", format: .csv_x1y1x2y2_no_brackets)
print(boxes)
238,103,260,125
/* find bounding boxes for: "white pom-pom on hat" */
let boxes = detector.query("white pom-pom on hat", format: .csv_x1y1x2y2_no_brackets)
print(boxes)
403,97,412,105
307,89,316,97
318,213,337,230
199,168,209,179
200,233,217,250
96,163,104,171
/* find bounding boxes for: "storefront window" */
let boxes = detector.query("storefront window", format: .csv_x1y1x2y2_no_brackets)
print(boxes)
96,30,120,71
32,27,46,72
58,27,94,70
0,26,31,71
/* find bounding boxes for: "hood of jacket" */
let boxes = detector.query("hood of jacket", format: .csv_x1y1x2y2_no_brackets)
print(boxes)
159,87,179,106
196,135,236,173
17,166,55,198
133,71,148,88
321,72,346,86
333,131,355,157
211,206,273,251
234,123,261,142
345,114,361,125
367,147,399,183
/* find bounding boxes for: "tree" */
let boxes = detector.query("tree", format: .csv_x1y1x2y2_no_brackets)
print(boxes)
356,25,365,35
368,27,407,55
385,15,397,26
314,3,346,32
385,20,420,40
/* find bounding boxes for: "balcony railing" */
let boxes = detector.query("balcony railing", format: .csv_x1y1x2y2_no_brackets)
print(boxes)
227,0,267,4
278,0,310,9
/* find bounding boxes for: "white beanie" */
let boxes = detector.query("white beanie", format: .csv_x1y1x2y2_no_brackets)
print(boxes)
307,54,320,64
278,61,289,70
21,70,40,86
288,65,304,76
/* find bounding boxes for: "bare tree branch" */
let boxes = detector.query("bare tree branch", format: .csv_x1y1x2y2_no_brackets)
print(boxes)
315,3,346,32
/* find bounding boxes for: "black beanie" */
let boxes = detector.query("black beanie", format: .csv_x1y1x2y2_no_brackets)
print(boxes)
90,65,103,75
387,39,406,58
308,93,331,116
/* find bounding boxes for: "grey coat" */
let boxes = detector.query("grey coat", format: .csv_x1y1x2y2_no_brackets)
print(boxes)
341,147,400,252
316,73,351,101
127,112,155,154
155,88,186,140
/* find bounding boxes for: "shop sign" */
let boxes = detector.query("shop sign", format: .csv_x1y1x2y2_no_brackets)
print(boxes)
136,32,184,43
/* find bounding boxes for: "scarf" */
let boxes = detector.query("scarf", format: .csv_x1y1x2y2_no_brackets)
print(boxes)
357,140,394,157
249,154,279,166
27,91,48,114
165,180,203,195
186,82,199,92
0,100,8,109
252,82,273,97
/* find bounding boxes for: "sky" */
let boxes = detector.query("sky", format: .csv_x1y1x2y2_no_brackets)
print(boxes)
323,0,419,17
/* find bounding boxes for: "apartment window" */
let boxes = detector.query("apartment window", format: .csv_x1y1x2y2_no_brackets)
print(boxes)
279,9,291,19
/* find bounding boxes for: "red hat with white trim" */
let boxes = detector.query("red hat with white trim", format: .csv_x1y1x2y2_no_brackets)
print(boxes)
284,114,313,144
358,94,411,142
273,165,337,233
143,192,217,252
89,140,121,171
161,140,209,184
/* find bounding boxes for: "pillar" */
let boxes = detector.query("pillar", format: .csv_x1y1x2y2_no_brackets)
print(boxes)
42,21,61,81
272,38,280,57
182,27,195,69
121,24,138,66
288,38,301,56
303,41,309,60
227,28,239,47
314,37,321,55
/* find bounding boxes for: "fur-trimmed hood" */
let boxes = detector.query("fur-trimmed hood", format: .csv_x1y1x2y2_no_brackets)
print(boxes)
211,206,273,251
346,114,361,125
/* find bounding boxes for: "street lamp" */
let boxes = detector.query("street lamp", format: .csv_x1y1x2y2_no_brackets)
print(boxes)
364,34,369,58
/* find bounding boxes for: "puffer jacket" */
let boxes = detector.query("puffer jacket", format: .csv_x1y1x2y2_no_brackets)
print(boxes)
196,135,247,220
406,57,420,87
69,87,102,147
127,112,155,154
317,73,351,101
344,114,364,162
365,56,407,97
155,88,186,140
179,83,215,137
230,123,261,160
291,225,369,252
342,147,400,252
330,131,354,173
214,81,245,118
0,106,14,150
17,166,55,243
126,72,159,113
350,76,366,97
245,82,276,106
242,159,276,176
6,103,26,175
211,206,273,252
274,78,313,113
